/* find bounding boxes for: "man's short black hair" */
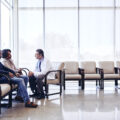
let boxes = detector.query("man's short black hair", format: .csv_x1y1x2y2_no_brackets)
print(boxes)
2,49,10,58
36,49,44,57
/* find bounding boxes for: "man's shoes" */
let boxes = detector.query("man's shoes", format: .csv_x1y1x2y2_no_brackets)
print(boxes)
25,101,38,108
36,94,45,99
30,93,38,97
15,96,24,102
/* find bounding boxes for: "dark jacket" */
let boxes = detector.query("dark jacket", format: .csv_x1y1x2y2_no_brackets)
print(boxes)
0,62,15,77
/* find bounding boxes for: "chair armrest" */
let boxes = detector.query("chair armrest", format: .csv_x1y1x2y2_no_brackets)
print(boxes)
114,67,120,74
96,68,103,74
96,68,104,79
96,68,99,73
21,68,30,75
79,68,84,74
21,68,30,72
45,70,61,77
45,70,62,84
0,73,12,88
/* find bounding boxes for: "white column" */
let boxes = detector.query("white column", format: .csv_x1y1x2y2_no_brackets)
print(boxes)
12,0,19,66
0,0,1,49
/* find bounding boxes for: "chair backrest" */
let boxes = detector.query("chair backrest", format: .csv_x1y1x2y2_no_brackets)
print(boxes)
116,61,120,68
64,61,79,74
52,62,64,83
58,62,64,71
99,61,115,74
80,61,96,74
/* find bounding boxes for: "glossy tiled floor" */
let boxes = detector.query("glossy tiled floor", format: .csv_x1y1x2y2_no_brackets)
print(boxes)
1,82,120,120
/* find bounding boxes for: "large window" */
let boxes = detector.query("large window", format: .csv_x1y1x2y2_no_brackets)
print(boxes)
17,0,120,69
0,0,120,70
115,9,120,60
45,0,78,61
80,0,114,7
18,0,43,69
1,0,13,49
79,9,114,61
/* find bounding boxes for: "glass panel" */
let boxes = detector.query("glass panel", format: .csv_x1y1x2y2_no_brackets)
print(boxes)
18,0,43,8
46,0,78,7
1,0,13,7
45,8,78,61
79,9,114,61
115,9,120,60
1,3,10,49
6,0,12,5
19,10,43,69
80,0,114,7
116,0,120,7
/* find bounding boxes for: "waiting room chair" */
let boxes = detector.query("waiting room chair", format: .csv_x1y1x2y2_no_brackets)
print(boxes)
44,62,64,98
0,73,12,114
63,61,83,90
80,61,102,89
98,61,120,89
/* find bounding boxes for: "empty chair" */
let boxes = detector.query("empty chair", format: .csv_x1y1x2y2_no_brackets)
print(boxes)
44,62,64,98
98,61,120,89
63,61,83,90
80,61,102,90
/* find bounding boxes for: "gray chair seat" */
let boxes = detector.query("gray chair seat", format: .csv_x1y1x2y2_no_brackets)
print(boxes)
65,74,82,79
1,84,11,97
84,74,101,79
47,79,59,84
104,74,120,79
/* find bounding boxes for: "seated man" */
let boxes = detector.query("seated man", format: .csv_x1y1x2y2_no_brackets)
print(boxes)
1,49,28,87
28,49,53,99
1,49,29,101
0,50,37,108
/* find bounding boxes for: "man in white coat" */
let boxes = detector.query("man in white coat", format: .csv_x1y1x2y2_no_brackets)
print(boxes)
28,49,53,99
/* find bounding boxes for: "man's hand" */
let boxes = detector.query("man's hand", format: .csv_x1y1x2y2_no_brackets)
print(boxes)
16,73,20,77
9,72,15,78
18,68,22,73
17,68,22,75
28,71,34,77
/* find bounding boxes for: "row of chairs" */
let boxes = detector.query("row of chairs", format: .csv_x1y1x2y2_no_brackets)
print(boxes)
1,60,120,113
45,60,120,93
1,61,120,113
63,61,120,90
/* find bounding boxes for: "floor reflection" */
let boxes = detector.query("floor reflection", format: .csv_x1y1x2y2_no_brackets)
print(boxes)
1,81,120,120
62,82,120,120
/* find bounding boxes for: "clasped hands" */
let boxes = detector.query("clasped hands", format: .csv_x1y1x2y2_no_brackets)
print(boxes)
9,72,20,78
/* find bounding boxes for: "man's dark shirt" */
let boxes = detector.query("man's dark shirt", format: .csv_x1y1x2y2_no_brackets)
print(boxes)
0,62,15,77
